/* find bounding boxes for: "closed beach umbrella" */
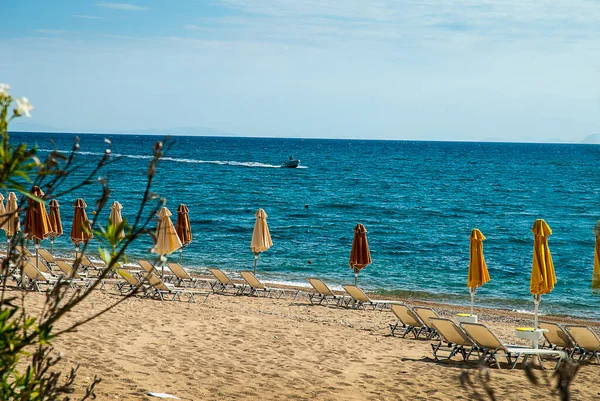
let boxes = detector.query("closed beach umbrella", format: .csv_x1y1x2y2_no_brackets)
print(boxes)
593,221,600,289
109,201,125,239
467,228,490,315
530,219,556,328
154,207,182,275
250,208,272,275
0,193,5,232
48,199,63,253
175,204,192,262
4,192,20,241
23,186,52,270
349,223,372,285
71,198,93,259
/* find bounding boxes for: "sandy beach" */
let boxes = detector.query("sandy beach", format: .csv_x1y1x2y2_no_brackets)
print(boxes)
14,279,600,401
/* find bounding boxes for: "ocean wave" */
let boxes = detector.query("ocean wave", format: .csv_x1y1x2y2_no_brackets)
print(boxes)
38,149,306,169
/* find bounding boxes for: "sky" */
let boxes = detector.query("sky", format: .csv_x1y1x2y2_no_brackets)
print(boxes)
1,0,599,142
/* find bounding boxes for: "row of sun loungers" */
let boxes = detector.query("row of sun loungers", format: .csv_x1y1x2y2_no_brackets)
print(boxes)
5,248,600,369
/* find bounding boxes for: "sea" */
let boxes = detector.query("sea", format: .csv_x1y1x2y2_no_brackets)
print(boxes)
9,131,600,319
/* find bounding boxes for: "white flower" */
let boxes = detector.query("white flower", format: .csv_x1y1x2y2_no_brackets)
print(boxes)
0,83,10,96
16,97,34,117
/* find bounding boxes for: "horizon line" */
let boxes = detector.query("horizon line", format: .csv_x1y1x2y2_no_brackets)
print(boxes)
9,130,593,146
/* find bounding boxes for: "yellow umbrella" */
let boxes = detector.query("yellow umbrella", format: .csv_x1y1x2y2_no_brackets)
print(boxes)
4,192,20,241
48,199,63,253
71,198,93,259
530,219,556,328
175,204,192,262
250,208,273,274
154,207,182,275
109,201,125,239
467,228,490,315
349,223,372,285
593,221,600,290
24,186,52,270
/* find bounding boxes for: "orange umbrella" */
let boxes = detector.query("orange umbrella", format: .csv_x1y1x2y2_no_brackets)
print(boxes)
0,193,5,233
349,223,372,285
467,228,490,315
593,221,600,290
250,208,273,274
71,198,93,259
175,204,192,262
530,219,556,328
4,192,20,240
23,186,52,270
48,199,63,253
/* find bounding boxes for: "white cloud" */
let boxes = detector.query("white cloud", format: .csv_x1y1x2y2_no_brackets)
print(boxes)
96,2,149,11
74,15,106,20
184,24,202,31
34,29,67,34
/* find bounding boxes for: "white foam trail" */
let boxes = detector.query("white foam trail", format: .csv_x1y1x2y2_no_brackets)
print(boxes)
38,149,301,169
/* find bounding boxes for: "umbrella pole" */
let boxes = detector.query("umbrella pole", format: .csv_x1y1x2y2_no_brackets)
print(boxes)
470,288,476,316
50,237,54,254
161,254,166,277
253,253,258,275
354,271,358,286
533,294,541,329
180,248,183,264
34,239,40,271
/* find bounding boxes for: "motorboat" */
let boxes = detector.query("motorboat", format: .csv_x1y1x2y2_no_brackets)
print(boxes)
282,156,300,168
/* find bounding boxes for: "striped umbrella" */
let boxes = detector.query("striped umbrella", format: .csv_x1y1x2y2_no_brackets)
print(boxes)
349,223,372,285
4,192,20,241
467,228,490,315
48,199,63,253
71,198,93,260
175,204,192,262
153,207,182,275
250,208,273,275
530,219,556,328
109,201,125,239
593,221,600,289
23,186,52,271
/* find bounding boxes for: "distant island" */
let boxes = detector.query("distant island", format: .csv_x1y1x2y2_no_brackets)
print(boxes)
581,134,600,144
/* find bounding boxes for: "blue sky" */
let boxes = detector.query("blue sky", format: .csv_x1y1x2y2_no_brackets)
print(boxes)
1,1,599,141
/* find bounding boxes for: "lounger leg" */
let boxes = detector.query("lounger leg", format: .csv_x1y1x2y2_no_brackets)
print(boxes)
431,342,441,360
389,322,398,336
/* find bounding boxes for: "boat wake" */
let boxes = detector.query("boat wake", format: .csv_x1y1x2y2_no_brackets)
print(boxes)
38,149,307,169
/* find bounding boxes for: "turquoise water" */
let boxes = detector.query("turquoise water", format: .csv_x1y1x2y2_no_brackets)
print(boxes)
10,132,600,318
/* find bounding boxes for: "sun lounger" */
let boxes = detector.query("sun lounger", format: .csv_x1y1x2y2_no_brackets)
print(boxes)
413,307,441,339
56,260,86,279
167,262,212,288
461,322,567,369
209,268,244,294
145,272,211,303
307,278,343,306
565,325,600,364
115,268,149,295
539,321,575,356
429,317,476,361
22,260,89,292
389,304,434,339
139,259,174,280
21,260,57,292
38,248,57,269
342,285,401,310
239,271,286,298
15,245,33,258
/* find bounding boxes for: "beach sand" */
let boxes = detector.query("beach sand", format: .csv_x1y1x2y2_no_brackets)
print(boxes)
17,282,600,400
